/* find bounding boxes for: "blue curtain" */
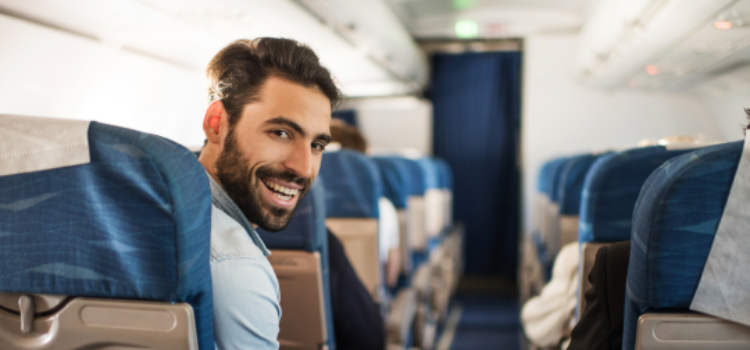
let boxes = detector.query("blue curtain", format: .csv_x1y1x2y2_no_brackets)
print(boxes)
430,51,522,278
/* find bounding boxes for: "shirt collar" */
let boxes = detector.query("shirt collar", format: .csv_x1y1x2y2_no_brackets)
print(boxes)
207,171,271,256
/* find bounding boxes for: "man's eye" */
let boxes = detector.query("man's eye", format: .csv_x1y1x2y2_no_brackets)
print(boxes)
273,130,290,139
313,143,326,151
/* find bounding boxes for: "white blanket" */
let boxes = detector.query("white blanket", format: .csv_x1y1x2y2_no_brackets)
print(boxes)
521,242,580,347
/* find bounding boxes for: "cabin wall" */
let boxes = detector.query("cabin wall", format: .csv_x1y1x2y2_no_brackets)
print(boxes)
700,89,750,142
521,33,723,233
0,13,206,147
347,97,433,155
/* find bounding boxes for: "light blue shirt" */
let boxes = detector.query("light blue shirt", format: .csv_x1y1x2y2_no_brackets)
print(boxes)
208,174,281,350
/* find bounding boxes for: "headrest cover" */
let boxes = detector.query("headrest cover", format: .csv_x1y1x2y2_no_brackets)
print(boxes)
319,150,382,218
558,154,599,215
257,179,327,253
538,157,567,197
372,156,411,209
623,141,742,350
0,121,214,350
692,134,750,326
578,146,694,243
0,115,91,176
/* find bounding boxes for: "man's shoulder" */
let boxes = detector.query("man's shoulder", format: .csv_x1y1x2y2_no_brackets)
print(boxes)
210,204,267,263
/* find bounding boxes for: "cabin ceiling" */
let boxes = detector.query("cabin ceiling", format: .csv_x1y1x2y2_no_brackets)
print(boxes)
386,0,591,39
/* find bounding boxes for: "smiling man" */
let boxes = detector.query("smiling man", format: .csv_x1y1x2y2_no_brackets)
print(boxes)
198,38,340,350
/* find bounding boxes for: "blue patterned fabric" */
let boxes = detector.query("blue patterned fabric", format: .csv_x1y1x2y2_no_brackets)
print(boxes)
319,150,382,218
0,122,214,350
434,157,453,190
549,157,570,203
402,158,426,196
257,179,336,349
372,156,412,209
558,154,599,215
417,157,440,190
579,146,693,244
622,141,742,350
537,160,556,194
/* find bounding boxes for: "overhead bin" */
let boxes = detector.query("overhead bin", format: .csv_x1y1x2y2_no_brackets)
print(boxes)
577,0,741,90
0,0,427,97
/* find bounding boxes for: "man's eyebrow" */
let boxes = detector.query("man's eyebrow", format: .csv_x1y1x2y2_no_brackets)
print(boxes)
263,117,305,136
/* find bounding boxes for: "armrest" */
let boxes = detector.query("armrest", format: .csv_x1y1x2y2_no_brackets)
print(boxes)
575,242,607,322
386,288,417,345
636,312,750,350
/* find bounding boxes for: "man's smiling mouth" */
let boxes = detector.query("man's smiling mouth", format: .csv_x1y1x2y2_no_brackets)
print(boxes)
262,178,300,201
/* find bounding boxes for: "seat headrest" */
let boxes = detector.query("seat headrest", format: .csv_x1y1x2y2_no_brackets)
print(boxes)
549,157,571,203
537,157,568,197
372,156,412,209
579,146,695,243
416,157,440,190
623,140,742,350
433,157,453,191
257,179,327,252
0,119,214,350
401,158,426,196
319,150,382,218
558,154,600,216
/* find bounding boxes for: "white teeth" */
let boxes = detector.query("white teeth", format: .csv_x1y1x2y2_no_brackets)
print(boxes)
265,180,299,199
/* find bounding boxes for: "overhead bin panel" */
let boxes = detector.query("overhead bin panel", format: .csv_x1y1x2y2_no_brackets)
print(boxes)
0,0,426,97
576,0,737,90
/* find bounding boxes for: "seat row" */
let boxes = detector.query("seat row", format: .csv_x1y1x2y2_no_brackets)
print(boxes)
522,135,750,349
0,117,462,350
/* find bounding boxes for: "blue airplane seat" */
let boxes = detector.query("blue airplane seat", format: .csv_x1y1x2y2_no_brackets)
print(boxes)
623,141,747,350
319,150,381,219
579,146,694,244
0,119,213,350
319,150,383,301
554,154,600,251
257,179,336,350
432,157,454,232
575,145,695,321
373,156,414,277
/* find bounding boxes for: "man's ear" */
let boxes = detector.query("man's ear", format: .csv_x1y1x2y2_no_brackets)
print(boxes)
203,100,226,144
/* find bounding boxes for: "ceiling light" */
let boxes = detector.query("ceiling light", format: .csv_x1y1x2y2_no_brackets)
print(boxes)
714,20,733,29
455,20,478,39
646,65,659,75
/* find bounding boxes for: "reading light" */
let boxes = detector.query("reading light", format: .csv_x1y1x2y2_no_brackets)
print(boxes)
455,20,478,39
714,20,733,29
646,65,659,75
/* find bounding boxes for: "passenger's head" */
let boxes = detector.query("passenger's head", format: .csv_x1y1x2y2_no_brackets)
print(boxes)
329,119,367,153
199,38,341,232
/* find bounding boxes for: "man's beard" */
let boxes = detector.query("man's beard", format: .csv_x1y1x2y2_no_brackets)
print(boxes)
215,129,311,232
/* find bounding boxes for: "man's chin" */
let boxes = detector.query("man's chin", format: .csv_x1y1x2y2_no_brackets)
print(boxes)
256,206,296,232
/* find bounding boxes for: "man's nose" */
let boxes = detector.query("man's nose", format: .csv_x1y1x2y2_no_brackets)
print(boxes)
283,142,313,179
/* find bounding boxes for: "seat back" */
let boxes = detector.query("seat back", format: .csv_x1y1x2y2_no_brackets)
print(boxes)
319,150,382,300
417,157,444,240
540,157,568,262
434,157,453,231
373,156,414,274
556,154,599,252
576,146,695,320
257,180,334,350
402,158,428,254
0,116,213,350
623,141,743,350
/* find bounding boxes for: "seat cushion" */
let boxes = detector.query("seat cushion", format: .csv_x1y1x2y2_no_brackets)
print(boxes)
0,121,214,350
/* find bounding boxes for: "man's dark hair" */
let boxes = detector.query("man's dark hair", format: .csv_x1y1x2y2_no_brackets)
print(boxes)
207,38,342,125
